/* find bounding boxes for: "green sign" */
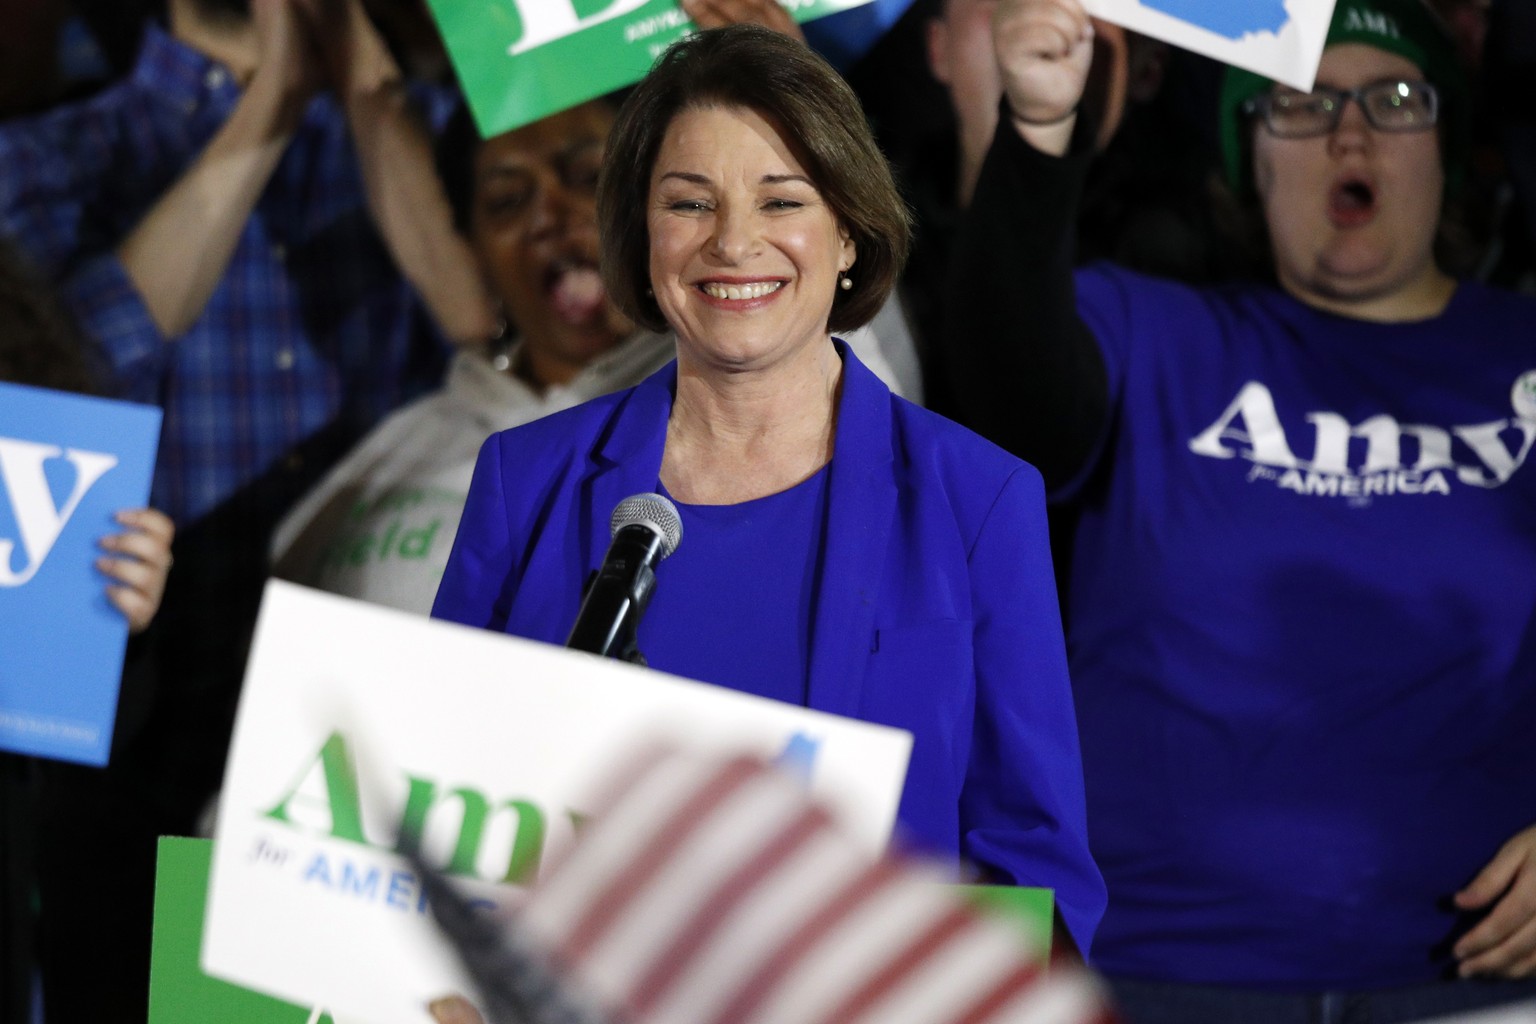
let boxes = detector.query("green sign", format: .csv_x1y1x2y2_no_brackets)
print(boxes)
426,0,878,139
149,837,336,1024
955,884,1055,959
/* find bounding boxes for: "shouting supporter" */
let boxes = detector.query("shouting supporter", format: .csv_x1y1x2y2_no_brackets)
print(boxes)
946,0,1536,1019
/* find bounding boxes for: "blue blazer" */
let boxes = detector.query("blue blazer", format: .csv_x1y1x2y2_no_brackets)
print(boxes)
433,346,1105,953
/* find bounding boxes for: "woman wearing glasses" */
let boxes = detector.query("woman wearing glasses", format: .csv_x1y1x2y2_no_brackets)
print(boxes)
946,0,1536,1019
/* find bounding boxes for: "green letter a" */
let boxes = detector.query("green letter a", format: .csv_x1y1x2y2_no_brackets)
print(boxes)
262,730,371,846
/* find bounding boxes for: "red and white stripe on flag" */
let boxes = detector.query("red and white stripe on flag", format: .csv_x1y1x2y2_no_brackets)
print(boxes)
519,745,1116,1024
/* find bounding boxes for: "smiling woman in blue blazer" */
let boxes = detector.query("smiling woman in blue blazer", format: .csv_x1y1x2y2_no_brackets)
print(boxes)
431,24,1105,955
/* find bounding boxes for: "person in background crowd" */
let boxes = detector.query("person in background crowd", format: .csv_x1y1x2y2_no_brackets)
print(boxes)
947,0,1536,1019
906,0,1247,419
0,0,480,1016
434,23,1106,957
914,0,1249,598
0,238,173,1023
270,98,676,614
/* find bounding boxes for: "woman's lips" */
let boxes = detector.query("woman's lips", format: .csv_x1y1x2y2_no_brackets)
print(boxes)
694,279,786,308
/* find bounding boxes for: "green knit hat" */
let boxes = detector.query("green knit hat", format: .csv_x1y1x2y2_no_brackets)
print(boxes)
1218,0,1469,195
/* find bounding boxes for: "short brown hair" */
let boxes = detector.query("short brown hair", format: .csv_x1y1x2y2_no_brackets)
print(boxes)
598,24,911,335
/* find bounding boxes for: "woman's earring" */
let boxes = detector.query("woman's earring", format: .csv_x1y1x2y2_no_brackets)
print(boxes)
487,311,513,373
839,273,853,291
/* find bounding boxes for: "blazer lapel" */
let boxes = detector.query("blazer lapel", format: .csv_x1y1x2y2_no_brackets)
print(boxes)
581,361,676,575
806,344,896,719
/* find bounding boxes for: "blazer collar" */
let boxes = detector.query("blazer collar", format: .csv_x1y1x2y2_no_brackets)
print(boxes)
808,341,896,719
582,360,677,575
581,344,896,718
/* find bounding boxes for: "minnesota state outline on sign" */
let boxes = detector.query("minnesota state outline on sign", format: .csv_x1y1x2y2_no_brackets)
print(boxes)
1084,0,1337,92
1138,0,1290,40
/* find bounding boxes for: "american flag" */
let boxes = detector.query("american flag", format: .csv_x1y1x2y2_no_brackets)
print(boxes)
422,745,1115,1024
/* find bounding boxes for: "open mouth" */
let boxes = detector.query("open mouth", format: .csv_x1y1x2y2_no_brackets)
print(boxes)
545,259,605,325
1328,175,1378,228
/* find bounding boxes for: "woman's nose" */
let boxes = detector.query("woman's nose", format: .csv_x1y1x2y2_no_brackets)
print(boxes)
1328,94,1374,153
709,204,756,262
528,179,573,235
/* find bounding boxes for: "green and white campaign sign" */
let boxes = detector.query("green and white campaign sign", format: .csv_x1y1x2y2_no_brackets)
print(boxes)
149,837,338,1024
426,0,879,139
202,581,911,1023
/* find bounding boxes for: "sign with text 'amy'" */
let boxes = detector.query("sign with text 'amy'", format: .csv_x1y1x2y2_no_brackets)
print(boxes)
0,381,160,765
204,581,911,1024
427,0,879,139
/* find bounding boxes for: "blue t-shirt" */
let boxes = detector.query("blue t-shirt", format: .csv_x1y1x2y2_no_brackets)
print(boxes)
644,467,829,706
1070,266,1536,987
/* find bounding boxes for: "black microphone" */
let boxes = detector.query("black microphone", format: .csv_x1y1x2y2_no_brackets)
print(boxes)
565,493,682,659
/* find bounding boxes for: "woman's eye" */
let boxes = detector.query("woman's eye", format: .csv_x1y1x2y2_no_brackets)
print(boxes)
764,199,803,211
667,199,711,212
566,161,602,192
482,190,532,217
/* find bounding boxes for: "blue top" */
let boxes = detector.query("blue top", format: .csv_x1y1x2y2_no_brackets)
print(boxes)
433,344,1107,954
650,469,828,707
1068,266,1536,987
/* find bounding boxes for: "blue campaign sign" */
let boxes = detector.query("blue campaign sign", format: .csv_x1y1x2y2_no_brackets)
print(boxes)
1137,0,1289,40
0,381,161,765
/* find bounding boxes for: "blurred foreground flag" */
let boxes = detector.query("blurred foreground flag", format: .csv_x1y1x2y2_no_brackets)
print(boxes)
430,745,1117,1024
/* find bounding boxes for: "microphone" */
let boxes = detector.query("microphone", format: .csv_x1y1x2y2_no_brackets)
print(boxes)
565,493,682,659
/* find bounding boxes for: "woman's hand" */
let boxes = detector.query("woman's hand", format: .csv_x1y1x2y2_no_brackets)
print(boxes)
1454,824,1536,978
993,0,1095,155
427,995,486,1024
97,508,174,634
680,0,807,43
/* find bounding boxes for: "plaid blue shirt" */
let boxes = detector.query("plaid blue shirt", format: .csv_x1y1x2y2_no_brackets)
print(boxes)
0,24,452,690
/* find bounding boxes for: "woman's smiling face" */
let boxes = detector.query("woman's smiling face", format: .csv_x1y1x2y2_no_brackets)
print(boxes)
646,104,855,376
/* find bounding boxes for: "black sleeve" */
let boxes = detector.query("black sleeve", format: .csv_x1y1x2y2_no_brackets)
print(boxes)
943,108,1110,495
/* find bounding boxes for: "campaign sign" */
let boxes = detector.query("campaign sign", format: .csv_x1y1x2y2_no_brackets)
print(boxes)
150,837,340,1024
1086,0,1337,92
427,0,880,139
0,381,160,765
204,580,912,1024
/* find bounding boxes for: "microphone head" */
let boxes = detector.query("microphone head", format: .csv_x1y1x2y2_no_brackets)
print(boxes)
611,493,683,559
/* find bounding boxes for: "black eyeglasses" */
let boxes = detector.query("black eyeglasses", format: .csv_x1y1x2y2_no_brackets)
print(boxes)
1243,79,1440,138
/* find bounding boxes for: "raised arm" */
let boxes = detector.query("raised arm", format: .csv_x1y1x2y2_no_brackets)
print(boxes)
944,0,1109,496
317,0,494,346
116,0,320,340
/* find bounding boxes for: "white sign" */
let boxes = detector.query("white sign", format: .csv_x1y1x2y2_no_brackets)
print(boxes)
204,581,912,1024
1086,0,1338,92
